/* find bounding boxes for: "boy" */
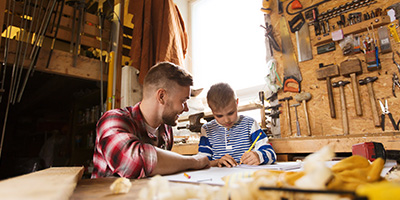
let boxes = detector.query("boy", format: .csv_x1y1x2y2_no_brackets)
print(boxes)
198,83,276,167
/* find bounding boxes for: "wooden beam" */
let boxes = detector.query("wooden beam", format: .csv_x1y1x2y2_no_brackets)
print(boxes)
0,39,107,81
35,48,107,81
269,132,400,153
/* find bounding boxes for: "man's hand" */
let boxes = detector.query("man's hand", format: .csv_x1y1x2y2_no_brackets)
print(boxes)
240,151,260,165
212,154,238,168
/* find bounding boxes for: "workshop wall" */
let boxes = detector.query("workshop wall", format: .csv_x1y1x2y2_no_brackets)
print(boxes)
273,0,400,137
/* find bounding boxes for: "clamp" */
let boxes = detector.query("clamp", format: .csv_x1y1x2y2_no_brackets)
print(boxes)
393,73,400,98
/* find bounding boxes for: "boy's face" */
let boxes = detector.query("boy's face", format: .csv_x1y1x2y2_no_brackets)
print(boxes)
211,99,239,129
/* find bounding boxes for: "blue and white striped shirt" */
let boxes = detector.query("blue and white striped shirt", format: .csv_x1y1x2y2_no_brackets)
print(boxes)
198,115,276,165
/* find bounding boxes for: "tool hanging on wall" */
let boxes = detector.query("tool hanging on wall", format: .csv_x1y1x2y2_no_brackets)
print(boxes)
393,73,400,98
393,51,400,74
340,58,363,116
379,99,399,131
279,96,293,135
285,0,331,16
260,23,281,52
316,63,339,118
279,15,302,93
295,92,312,136
387,23,400,43
359,77,380,127
333,80,350,135
290,103,301,136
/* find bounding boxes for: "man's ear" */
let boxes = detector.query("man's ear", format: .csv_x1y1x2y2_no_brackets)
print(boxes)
157,89,166,104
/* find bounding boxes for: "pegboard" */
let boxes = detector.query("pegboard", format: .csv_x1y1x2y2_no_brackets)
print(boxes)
270,0,400,138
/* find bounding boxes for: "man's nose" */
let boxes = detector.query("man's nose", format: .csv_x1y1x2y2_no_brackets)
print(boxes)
183,102,189,112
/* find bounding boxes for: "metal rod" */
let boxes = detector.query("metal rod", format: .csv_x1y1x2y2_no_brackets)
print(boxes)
17,0,58,102
98,10,104,115
11,0,31,104
12,0,40,103
29,0,53,59
45,0,65,69
0,0,14,103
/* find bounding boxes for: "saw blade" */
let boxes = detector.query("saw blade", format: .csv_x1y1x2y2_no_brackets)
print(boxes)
280,15,302,81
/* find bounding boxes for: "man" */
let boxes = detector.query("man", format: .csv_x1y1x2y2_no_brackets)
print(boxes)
92,62,210,179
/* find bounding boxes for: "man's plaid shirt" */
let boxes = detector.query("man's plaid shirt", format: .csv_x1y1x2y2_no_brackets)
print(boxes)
91,102,173,178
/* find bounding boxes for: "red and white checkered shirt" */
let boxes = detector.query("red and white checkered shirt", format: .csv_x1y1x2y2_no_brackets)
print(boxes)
91,102,173,179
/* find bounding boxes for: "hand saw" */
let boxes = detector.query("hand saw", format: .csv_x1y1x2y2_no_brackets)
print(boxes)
279,15,302,93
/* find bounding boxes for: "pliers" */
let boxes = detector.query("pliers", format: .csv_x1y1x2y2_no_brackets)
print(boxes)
379,99,399,131
393,73,400,98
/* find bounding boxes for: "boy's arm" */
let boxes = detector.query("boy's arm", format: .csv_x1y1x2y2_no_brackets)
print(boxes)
251,122,277,165
197,127,213,160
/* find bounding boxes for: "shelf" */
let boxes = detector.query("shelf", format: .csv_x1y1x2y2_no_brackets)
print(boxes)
312,16,391,46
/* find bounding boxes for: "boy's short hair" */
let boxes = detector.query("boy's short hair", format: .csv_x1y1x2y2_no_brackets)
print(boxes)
207,83,236,111
143,62,193,96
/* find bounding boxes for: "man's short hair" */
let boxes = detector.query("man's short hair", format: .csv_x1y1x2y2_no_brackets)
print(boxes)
143,62,193,95
207,82,236,111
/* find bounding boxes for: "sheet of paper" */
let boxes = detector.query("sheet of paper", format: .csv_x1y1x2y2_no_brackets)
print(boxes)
164,162,302,186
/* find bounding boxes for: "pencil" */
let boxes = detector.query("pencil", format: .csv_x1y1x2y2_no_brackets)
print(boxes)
239,132,262,165
184,172,191,179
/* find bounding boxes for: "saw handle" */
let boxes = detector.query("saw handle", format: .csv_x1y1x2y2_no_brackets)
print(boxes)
283,76,301,93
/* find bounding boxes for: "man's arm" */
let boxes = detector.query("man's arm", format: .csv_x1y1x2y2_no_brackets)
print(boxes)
149,148,210,176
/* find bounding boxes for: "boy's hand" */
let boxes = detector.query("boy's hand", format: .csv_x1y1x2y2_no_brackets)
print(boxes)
213,154,238,168
240,151,260,165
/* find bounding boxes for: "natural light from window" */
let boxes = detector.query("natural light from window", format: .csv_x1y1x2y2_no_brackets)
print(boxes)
190,0,267,96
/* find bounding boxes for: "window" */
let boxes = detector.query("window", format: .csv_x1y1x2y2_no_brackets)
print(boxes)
189,0,267,101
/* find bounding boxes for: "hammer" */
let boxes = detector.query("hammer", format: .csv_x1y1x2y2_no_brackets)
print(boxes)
359,77,380,127
333,81,350,135
340,58,363,116
279,96,293,135
290,103,301,136
295,92,312,136
316,64,339,118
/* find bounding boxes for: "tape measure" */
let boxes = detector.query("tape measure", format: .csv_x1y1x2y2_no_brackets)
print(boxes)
352,142,386,162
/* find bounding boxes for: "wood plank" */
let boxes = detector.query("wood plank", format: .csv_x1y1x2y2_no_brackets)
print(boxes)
171,143,199,155
0,167,84,200
35,48,107,81
270,132,400,153
62,4,111,30
53,28,110,50
0,39,107,81
49,15,111,40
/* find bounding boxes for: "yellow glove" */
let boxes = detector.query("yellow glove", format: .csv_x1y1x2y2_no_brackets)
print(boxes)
328,156,385,191
331,155,370,173
356,181,400,200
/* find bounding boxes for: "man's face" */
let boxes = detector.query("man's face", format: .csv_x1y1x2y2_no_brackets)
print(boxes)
212,99,239,129
162,85,190,126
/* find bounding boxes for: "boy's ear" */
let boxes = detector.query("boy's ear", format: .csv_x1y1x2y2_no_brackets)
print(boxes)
236,98,239,105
